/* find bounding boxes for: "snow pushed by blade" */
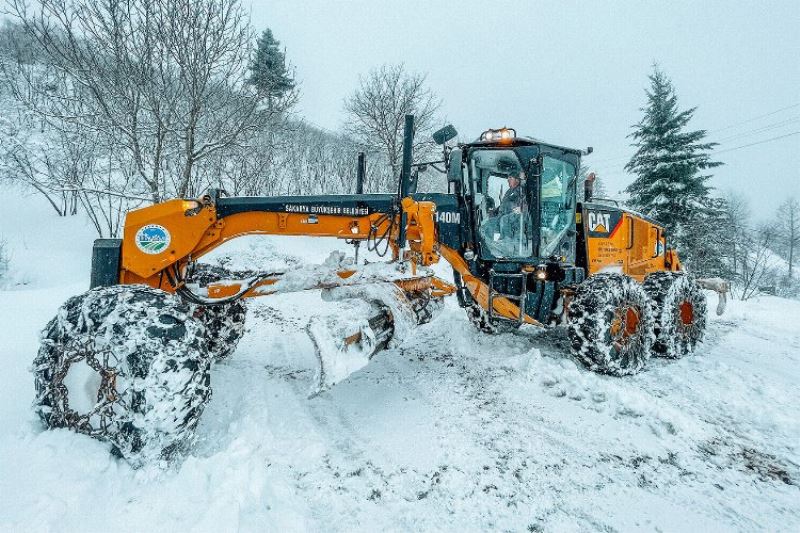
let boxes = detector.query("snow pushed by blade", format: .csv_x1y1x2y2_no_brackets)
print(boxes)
255,250,435,295
307,299,378,394
308,282,420,394
321,281,420,342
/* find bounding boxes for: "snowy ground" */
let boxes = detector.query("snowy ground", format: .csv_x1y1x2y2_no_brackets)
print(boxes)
1,191,798,532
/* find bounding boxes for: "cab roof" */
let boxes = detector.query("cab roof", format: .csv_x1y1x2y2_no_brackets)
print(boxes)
464,135,584,156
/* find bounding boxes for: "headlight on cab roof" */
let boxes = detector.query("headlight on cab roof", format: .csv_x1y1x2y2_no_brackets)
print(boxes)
480,127,516,142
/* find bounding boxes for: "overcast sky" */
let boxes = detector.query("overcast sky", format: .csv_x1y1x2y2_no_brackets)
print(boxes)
249,0,799,215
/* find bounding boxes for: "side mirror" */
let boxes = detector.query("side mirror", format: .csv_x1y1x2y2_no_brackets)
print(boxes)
447,148,463,183
584,171,596,202
433,124,458,145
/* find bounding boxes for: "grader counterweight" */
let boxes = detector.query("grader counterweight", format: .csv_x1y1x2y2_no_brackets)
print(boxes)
35,116,726,465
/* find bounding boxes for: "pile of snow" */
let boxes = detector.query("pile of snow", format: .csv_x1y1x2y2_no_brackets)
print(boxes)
0,188,96,289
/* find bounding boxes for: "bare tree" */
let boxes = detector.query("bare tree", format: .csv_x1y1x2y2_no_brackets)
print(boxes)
775,197,800,278
737,223,781,300
722,191,751,284
0,19,41,64
713,193,780,300
4,0,283,202
343,63,440,192
193,118,364,198
0,112,81,216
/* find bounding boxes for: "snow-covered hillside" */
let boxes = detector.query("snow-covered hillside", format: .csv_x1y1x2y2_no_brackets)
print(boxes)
0,190,798,532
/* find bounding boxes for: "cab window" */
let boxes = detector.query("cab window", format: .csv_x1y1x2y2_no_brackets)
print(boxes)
540,155,576,257
468,149,534,259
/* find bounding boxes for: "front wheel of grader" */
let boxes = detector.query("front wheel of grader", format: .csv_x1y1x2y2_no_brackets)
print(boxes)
567,273,655,376
33,285,213,467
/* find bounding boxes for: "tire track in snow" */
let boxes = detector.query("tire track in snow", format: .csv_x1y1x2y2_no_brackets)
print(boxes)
375,321,621,530
232,294,799,530
403,313,789,530
256,299,416,532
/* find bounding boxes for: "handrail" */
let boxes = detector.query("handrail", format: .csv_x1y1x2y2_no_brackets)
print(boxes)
626,214,634,250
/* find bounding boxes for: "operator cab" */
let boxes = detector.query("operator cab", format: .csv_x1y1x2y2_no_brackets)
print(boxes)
458,128,581,264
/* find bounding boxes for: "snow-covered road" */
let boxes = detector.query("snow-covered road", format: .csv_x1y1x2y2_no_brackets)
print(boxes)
0,206,798,531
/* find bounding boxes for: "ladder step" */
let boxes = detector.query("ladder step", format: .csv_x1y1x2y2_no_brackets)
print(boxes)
492,292,524,300
488,270,529,324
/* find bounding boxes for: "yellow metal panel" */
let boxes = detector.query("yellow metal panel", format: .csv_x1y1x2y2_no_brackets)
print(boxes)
122,200,215,279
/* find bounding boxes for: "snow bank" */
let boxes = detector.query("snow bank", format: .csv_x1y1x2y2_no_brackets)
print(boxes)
0,188,96,289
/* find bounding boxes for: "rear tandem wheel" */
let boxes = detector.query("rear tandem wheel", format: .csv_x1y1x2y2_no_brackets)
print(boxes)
642,271,707,358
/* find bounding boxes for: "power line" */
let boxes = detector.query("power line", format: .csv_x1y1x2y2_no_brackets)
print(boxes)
591,131,800,172
587,101,800,165
712,116,800,143
711,102,800,134
714,131,800,155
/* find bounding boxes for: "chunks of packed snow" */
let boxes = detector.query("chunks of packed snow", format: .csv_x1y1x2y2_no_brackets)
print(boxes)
257,250,434,296
307,300,377,394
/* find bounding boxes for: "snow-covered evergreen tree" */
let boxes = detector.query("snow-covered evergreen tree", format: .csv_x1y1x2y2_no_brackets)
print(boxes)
682,196,735,278
625,66,721,254
247,29,295,107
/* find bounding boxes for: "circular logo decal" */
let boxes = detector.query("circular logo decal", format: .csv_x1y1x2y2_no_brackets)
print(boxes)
135,224,171,255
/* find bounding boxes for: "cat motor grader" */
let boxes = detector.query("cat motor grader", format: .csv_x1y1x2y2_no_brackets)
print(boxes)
34,116,727,465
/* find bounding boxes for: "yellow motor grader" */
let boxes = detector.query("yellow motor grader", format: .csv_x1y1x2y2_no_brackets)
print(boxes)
34,116,726,465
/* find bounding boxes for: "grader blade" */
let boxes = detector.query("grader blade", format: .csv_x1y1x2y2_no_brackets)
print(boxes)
307,301,393,394
306,282,441,394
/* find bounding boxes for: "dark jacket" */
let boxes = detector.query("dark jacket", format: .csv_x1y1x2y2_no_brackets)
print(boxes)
499,185,524,215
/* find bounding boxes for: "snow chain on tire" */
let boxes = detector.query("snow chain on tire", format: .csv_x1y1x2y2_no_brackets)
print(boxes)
186,264,248,361
407,289,443,325
567,273,654,376
464,293,520,335
33,285,212,467
642,271,707,358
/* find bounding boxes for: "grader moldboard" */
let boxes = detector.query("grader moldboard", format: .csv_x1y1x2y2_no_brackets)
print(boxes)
35,116,728,465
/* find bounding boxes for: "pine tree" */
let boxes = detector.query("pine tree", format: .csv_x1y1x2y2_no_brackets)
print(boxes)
682,196,735,278
625,66,721,256
247,29,295,107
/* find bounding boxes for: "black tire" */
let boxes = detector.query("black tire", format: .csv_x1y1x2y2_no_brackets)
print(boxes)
33,285,212,466
407,289,444,325
642,271,707,358
464,295,520,334
567,273,654,376
186,264,248,361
